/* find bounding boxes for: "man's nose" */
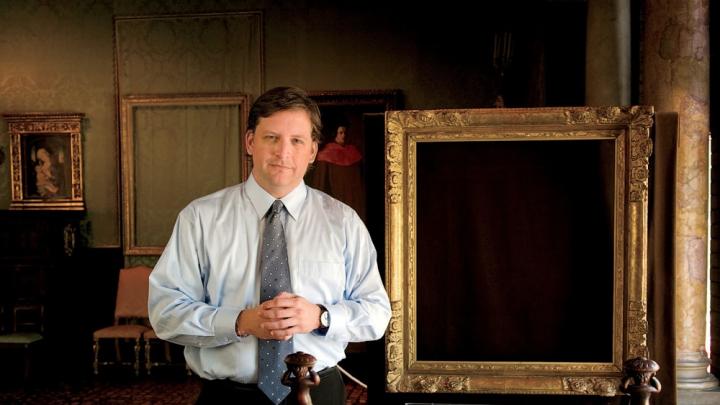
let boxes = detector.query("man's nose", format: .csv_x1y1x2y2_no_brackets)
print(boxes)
275,138,292,158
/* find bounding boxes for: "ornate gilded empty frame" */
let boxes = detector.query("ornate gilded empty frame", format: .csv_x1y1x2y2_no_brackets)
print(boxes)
385,106,653,396
5,113,85,210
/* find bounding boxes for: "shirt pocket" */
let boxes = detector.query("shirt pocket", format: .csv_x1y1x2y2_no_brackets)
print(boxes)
294,257,345,304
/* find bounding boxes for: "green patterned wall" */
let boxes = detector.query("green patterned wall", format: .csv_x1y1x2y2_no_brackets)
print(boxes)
0,1,263,248
0,0,117,246
0,0,497,251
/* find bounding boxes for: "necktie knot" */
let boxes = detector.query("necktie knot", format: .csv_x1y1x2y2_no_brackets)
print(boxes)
270,200,284,216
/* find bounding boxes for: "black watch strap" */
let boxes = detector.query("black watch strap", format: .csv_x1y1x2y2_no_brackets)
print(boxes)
317,304,330,333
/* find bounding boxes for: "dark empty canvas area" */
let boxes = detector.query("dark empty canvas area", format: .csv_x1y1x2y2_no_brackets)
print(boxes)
415,140,615,363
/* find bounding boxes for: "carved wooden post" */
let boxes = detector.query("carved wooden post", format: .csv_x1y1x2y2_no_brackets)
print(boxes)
282,351,321,405
620,357,661,405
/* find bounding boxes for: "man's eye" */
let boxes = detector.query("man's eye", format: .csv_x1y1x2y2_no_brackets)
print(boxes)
292,138,304,145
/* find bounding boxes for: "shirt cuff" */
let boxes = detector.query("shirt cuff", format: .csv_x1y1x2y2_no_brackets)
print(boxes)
214,306,243,340
324,304,345,339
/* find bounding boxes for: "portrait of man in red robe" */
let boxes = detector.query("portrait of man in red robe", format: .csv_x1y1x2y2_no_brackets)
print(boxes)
306,116,366,221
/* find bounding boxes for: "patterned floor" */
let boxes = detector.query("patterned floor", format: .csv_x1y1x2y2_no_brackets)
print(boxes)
0,376,367,405
0,377,201,405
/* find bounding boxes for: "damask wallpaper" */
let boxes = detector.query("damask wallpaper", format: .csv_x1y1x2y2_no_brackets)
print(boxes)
0,0,507,250
0,2,262,248
115,12,262,95
0,0,117,245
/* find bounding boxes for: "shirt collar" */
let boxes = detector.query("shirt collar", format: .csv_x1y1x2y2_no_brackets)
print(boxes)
246,173,307,221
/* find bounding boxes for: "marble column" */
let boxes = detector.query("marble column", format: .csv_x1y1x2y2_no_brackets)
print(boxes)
642,0,717,390
585,0,630,106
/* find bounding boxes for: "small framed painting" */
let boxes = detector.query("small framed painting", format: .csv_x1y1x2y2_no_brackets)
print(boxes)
5,113,85,210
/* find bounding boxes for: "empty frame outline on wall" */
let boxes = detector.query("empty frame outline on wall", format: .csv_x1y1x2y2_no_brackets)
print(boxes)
120,93,250,255
385,106,654,396
113,11,264,97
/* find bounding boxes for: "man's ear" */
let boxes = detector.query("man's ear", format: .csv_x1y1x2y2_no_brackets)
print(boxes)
245,130,254,155
310,140,318,163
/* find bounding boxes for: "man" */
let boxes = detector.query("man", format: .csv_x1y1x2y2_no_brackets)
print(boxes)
311,120,366,220
149,86,391,405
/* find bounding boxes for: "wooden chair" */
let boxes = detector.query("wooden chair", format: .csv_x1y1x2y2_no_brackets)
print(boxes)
143,328,190,376
0,303,45,382
92,266,152,376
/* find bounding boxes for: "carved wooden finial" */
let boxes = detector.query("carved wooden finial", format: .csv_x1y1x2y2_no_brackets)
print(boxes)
282,351,321,405
621,357,661,405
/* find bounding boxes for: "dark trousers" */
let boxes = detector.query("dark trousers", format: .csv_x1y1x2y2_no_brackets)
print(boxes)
196,366,345,405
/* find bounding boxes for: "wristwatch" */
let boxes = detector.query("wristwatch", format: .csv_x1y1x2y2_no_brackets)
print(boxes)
317,304,330,333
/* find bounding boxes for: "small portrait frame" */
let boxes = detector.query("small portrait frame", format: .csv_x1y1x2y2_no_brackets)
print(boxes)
4,113,85,210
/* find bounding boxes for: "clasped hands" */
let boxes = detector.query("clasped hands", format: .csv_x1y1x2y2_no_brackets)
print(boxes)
236,291,321,340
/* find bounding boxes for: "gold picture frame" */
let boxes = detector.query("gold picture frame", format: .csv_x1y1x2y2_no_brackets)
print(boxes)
5,113,85,210
120,93,250,255
385,106,654,396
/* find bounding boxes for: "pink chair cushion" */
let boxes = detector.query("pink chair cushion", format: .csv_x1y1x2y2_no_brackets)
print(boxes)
142,329,158,339
93,324,149,339
114,266,153,319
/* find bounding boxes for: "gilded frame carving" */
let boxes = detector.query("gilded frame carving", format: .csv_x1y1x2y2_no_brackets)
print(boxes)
120,93,249,255
385,106,654,396
4,113,85,210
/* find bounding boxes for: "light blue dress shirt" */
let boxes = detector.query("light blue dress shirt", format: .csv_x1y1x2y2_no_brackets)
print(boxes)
148,174,391,383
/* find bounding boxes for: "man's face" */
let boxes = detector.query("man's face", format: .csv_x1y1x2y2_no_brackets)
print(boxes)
335,126,347,145
246,109,318,198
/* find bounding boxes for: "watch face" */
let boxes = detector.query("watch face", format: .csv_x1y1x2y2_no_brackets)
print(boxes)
320,310,329,327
